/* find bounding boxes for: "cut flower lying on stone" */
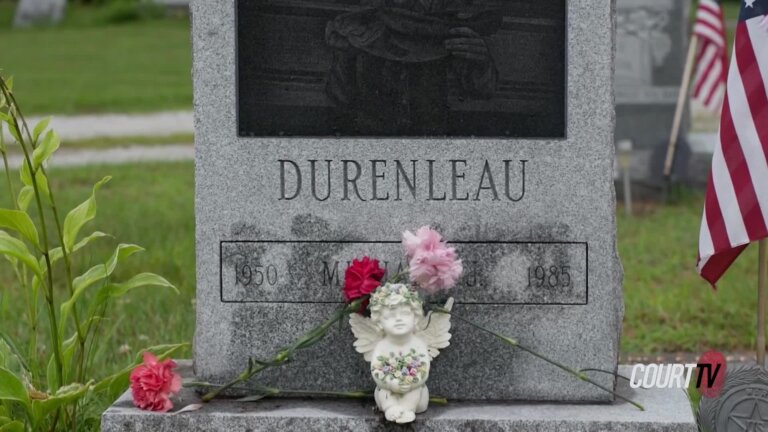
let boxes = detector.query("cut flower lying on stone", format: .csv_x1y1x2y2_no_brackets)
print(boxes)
130,352,182,412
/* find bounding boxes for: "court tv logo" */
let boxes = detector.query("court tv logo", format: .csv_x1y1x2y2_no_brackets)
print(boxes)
629,351,727,397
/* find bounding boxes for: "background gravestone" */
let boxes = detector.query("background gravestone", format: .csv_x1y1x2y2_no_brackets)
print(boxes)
193,0,621,401
13,0,66,27
615,0,692,188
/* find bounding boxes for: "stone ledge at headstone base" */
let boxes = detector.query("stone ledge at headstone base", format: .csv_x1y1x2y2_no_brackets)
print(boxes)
101,364,698,431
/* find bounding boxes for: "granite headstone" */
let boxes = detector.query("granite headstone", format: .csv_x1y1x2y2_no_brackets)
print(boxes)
193,0,621,402
615,0,692,186
13,0,66,27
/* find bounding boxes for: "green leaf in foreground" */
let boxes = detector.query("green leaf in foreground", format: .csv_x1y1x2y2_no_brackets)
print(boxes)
0,367,29,408
62,176,111,251
88,273,178,324
105,273,178,298
16,186,33,212
0,209,39,250
49,231,110,264
0,420,24,432
18,162,50,204
32,117,50,143
61,244,145,333
31,382,92,422
0,231,42,279
31,130,60,170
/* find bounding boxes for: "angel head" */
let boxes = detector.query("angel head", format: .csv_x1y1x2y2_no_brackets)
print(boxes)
369,284,424,336
351,285,453,361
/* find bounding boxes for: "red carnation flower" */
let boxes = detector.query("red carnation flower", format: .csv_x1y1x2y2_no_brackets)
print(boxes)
343,257,385,306
130,352,182,412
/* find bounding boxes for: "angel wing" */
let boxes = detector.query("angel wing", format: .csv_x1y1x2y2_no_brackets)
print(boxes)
417,297,454,359
349,313,384,362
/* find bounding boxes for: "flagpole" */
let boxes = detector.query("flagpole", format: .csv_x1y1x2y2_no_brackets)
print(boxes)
663,34,699,193
759,240,767,369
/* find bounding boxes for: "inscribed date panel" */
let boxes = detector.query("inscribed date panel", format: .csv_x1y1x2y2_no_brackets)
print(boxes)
220,241,587,305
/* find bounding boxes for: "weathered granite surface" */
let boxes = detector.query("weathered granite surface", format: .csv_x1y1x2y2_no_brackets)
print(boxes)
615,0,692,186
192,0,621,401
101,365,698,431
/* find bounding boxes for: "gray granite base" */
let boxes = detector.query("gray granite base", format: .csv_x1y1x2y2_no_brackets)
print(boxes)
101,365,698,431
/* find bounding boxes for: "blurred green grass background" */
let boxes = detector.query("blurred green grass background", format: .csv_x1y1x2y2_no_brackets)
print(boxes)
0,2,192,114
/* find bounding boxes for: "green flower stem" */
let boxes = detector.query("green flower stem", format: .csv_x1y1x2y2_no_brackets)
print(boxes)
6,86,86,346
190,381,449,405
386,268,410,284
431,307,645,411
200,297,366,402
6,86,89,392
579,368,632,382
44,179,89,396
4,86,93,432
0,122,37,375
0,134,17,211
0,79,65,390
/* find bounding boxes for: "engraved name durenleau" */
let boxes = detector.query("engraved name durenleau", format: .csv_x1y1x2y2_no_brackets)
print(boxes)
277,159,527,202
224,0,583,309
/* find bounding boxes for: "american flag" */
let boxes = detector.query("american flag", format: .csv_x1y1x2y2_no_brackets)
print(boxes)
692,0,729,111
697,0,768,287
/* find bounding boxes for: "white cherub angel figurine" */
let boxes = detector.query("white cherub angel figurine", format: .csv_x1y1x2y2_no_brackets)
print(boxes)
349,283,454,424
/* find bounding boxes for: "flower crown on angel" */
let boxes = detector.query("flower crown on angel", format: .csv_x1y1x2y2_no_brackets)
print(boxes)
369,283,423,315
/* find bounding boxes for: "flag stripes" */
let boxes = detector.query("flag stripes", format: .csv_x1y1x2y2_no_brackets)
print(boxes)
698,2,768,287
692,0,729,111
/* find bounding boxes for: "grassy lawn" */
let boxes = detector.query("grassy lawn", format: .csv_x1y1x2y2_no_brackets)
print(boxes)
0,3,192,115
620,196,763,354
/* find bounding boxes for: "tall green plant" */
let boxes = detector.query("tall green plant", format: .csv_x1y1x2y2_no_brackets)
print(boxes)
0,75,187,431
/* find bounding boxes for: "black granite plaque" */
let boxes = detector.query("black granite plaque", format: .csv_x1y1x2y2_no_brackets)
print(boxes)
236,0,566,137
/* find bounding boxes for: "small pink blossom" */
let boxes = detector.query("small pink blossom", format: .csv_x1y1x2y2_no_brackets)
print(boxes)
403,226,444,259
402,226,463,293
130,352,182,412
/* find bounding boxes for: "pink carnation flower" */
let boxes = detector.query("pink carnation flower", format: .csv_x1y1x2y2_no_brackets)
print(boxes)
130,352,182,412
402,226,463,293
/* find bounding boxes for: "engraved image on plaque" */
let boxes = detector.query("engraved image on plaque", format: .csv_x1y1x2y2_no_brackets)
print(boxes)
236,0,566,137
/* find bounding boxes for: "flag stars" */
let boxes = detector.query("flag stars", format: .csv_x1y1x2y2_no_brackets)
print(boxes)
745,0,756,8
